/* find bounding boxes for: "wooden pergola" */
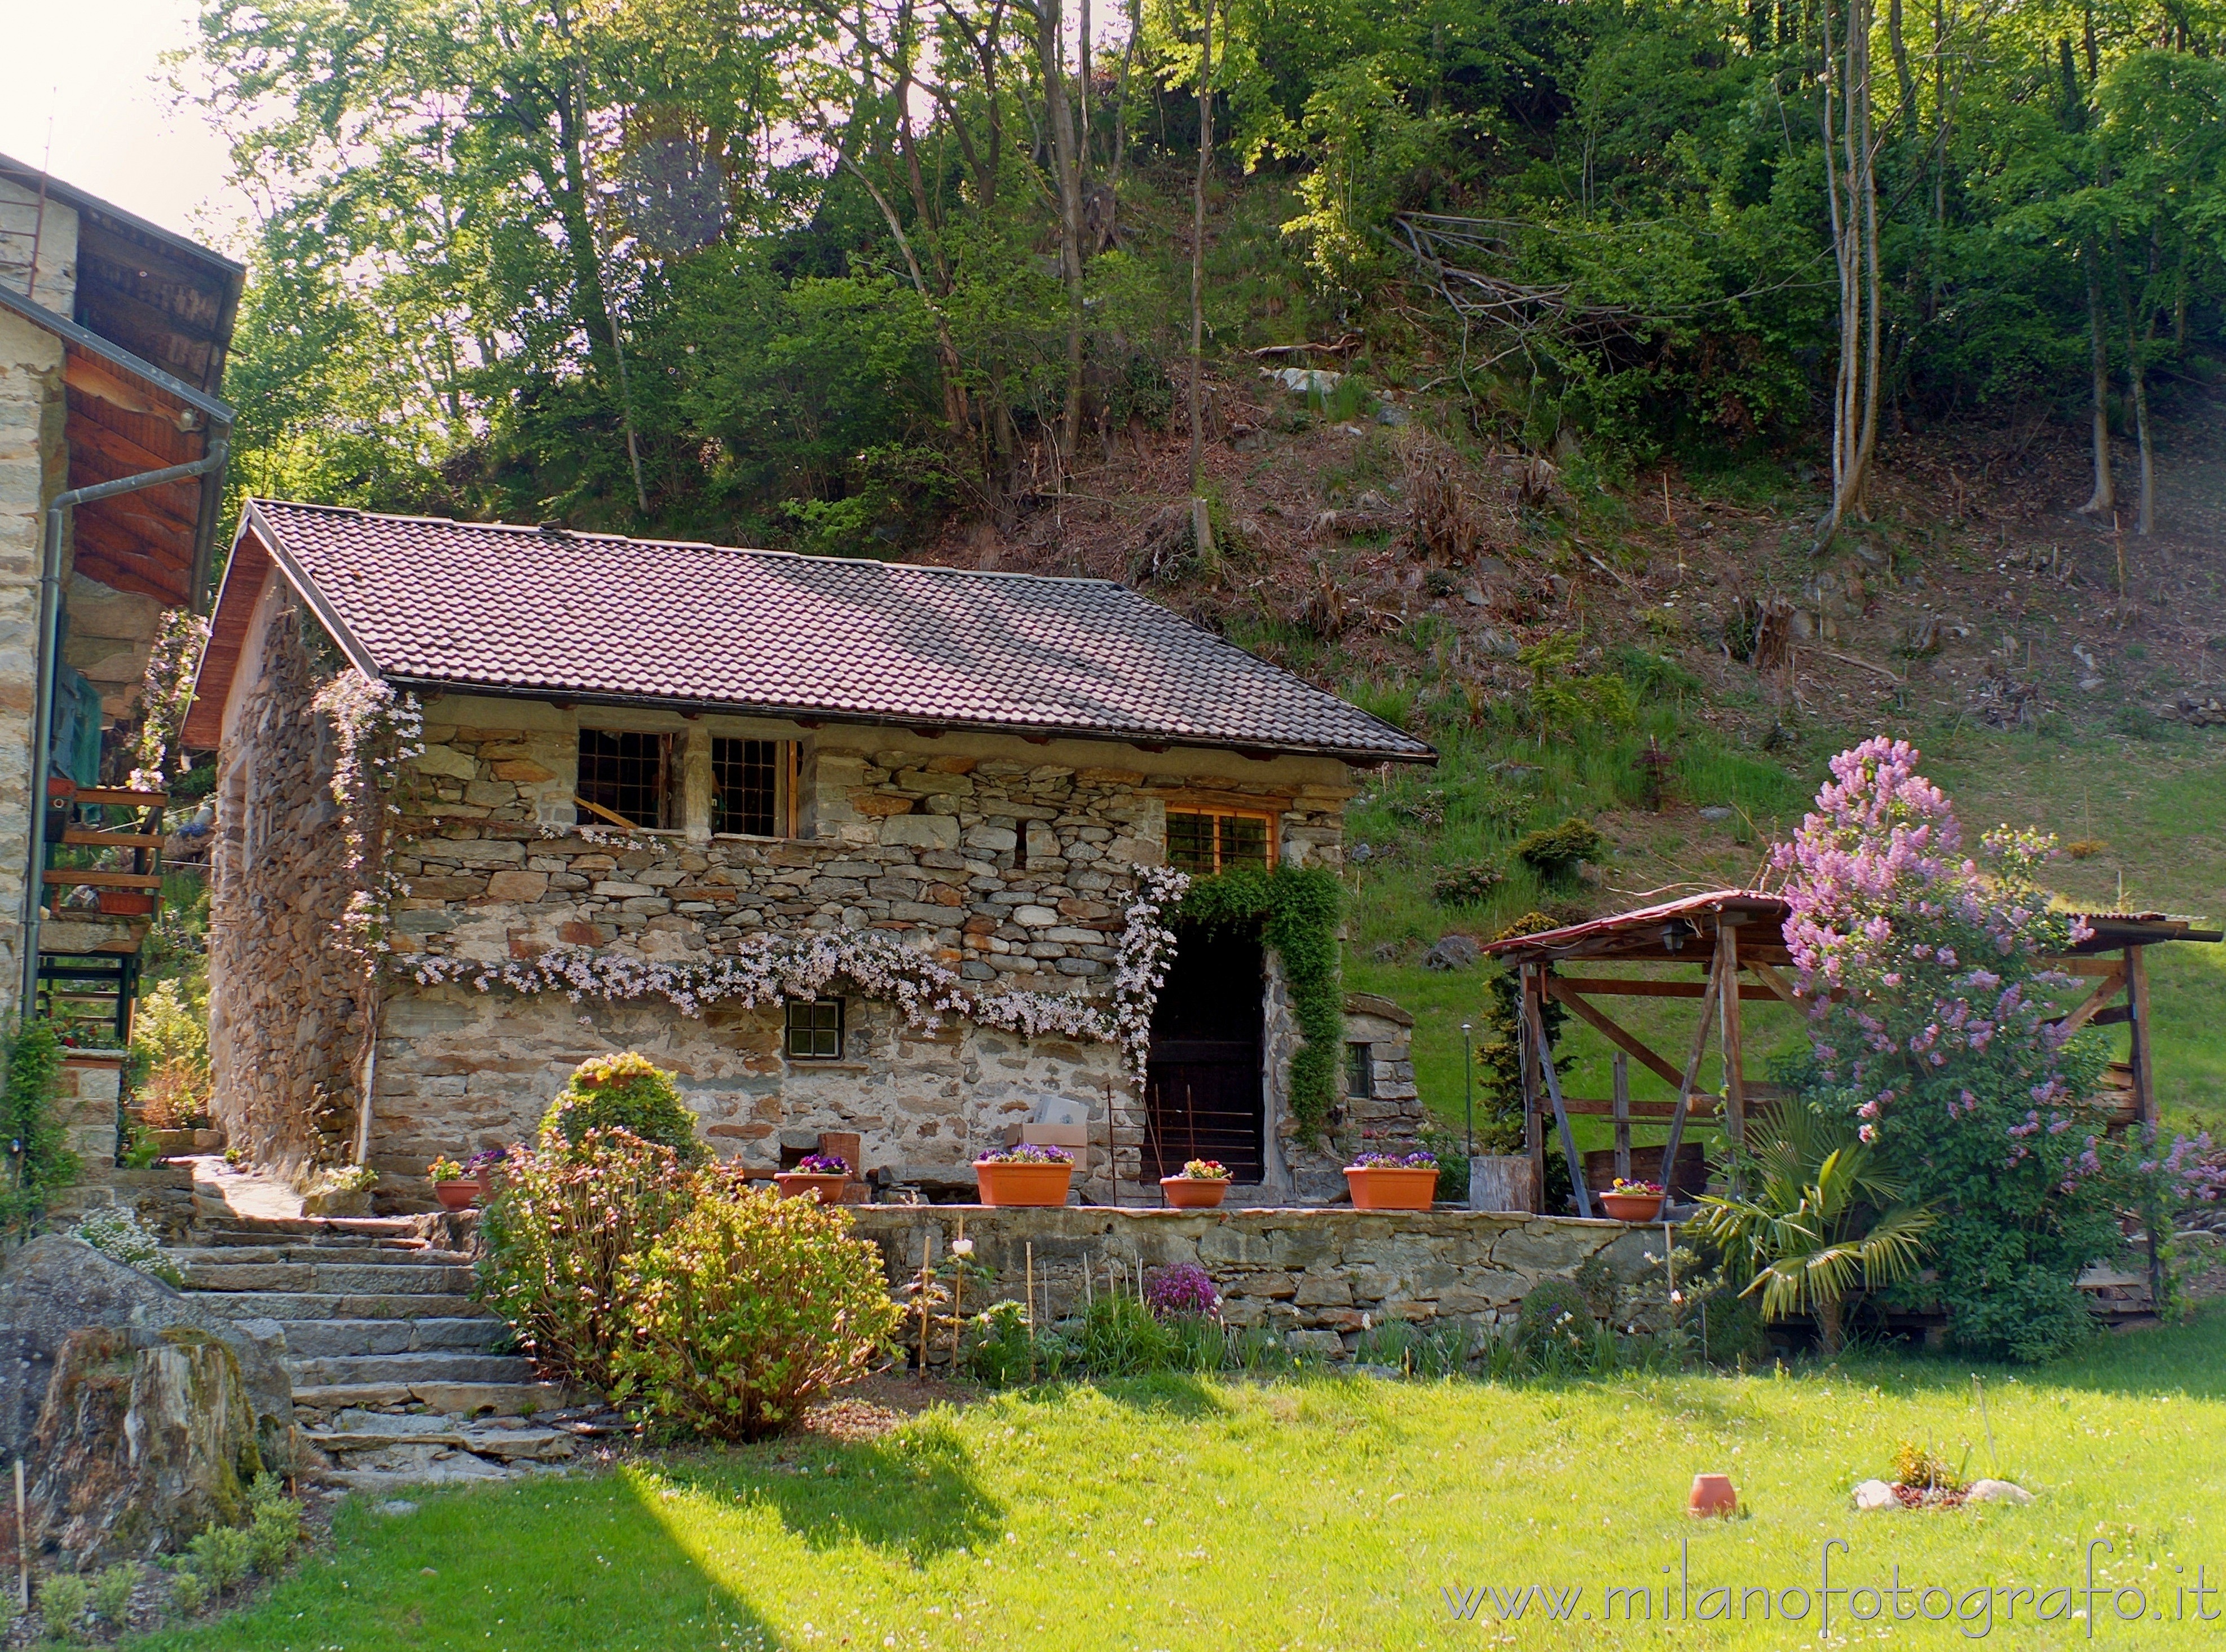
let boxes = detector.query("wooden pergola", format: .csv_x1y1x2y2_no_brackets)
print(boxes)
1480,891,2220,1218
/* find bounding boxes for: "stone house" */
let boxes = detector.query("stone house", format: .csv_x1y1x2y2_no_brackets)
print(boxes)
0,157,236,1185
183,501,1434,1205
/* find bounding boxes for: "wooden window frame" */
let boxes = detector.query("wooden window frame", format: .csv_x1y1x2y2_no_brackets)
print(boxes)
710,737,797,839
1165,807,1278,876
576,728,677,830
1345,1040,1376,1099
784,997,844,1060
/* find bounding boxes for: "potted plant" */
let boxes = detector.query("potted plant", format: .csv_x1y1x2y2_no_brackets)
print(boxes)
1343,1149,1440,1212
973,1143,1074,1207
302,1163,379,1218
775,1151,852,1204
1160,1158,1233,1209
465,1146,507,1197
1597,1177,1666,1222
426,1156,481,1212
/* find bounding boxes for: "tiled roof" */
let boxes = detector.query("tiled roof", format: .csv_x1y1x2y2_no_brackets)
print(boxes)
198,500,1434,763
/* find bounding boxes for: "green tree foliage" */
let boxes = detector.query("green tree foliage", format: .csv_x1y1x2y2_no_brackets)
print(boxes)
540,1051,708,1164
2,1021,80,1237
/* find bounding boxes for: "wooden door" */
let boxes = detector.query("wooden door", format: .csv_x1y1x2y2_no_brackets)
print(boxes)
1144,925,1266,1182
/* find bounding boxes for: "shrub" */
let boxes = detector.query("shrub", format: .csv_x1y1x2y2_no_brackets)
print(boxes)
73,1204,183,1286
477,1129,698,1389
91,1561,139,1626
38,1571,90,1641
1892,1442,1968,1493
964,1299,1077,1387
542,1051,707,1164
1,1020,78,1237
167,1569,210,1616
1077,1292,1175,1376
132,976,211,1127
1513,1278,1594,1357
1512,818,1604,884
182,1522,252,1593
1430,865,1504,907
612,1178,901,1440
245,1474,302,1573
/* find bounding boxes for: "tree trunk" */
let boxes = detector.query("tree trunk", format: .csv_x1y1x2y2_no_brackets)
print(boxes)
2080,247,2115,516
1818,1294,1845,1356
1188,0,1214,520
1814,0,1882,552
1037,0,1088,471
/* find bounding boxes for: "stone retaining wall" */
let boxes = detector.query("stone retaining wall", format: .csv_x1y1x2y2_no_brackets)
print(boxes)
849,1205,1652,1359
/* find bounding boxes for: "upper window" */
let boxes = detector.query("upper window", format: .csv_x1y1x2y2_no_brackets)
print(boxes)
1166,809,1273,876
713,737,789,837
578,730,673,829
784,998,843,1060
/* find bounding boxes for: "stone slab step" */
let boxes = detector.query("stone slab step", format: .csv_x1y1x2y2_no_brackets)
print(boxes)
178,1262,475,1294
307,1412,578,1462
166,1244,475,1268
189,1290,481,1321
282,1352,536,1388
272,1318,509,1358
292,1380,571,1418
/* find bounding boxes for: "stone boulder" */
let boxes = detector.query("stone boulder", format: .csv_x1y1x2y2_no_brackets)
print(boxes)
1422,935,1482,973
27,1328,263,1570
0,1237,297,1475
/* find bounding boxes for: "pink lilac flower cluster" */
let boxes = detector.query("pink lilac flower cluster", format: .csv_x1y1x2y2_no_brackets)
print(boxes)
1144,1262,1221,1317
1773,737,2086,1149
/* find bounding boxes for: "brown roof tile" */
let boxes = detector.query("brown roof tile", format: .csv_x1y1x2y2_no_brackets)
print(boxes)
196,501,1434,763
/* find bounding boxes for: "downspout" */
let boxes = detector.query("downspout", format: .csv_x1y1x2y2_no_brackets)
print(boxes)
21,441,230,1023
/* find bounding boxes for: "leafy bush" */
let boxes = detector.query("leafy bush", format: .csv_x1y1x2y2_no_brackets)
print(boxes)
245,1474,302,1572
182,1522,252,1594
1077,1292,1176,1376
1,1020,78,1237
91,1561,139,1626
38,1571,90,1641
612,1177,901,1440
964,1299,1048,1387
1513,1278,1595,1358
477,1129,698,1389
1892,1442,1968,1493
167,1570,210,1616
132,976,211,1127
73,1204,183,1286
541,1051,707,1164
1430,865,1504,907
1512,818,1604,884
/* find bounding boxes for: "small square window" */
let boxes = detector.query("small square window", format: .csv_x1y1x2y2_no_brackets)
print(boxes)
1166,808,1276,875
578,729,673,828
784,998,843,1060
1346,1041,1376,1099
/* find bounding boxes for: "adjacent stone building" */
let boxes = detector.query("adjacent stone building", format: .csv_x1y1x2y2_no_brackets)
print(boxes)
185,501,1435,1205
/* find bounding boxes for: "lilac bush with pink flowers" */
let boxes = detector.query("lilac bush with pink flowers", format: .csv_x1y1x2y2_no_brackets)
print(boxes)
1774,737,2211,1360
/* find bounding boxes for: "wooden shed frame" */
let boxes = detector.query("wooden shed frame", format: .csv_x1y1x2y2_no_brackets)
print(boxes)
1479,891,2220,1218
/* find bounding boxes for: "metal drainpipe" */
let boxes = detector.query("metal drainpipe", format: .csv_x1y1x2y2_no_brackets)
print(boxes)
20,440,231,1023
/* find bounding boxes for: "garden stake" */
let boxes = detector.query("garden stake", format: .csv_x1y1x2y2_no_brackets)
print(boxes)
1461,1021,1474,1156
1974,1375,1999,1475
12,1457,24,1611
916,1234,932,1375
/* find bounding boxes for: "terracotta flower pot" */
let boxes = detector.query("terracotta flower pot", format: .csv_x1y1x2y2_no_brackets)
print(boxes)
433,1179,481,1212
974,1160,1074,1207
1597,1190,1665,1222
95,890,157,917
475,1166,500,1197
1688,1473,1738,1518
1160,1175,1230,1209
775,1171,850,1205
1343,1165,1439,1212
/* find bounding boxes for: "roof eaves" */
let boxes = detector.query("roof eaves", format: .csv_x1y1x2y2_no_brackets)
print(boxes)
242,500,388,682
0,152,247,281
0,281,236,427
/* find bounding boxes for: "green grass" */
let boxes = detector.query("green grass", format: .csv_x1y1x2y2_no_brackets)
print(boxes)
131,1307,2226,1650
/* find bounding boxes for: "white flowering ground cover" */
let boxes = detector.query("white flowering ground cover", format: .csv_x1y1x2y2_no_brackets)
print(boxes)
131,1303,2226,1651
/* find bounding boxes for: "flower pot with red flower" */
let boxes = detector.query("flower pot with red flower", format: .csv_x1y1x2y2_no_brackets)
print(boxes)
974,1143,1075,1206
426,1157,480,1212
1596,1178,1665,1222
1160,1158,1233,1209
775,1152,852,1204
1343,1149,1440,1212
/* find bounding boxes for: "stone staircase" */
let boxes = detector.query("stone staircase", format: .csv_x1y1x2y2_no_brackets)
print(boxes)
168,1212,598,1489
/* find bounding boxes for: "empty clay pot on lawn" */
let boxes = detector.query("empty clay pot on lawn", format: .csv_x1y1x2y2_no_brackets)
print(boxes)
1688,1474,1738,1517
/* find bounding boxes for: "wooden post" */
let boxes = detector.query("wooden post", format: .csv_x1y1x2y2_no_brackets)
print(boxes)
1654,946,1724,1207
2125,946,2156,1129
1534,1017,1594,1219
1519,964,1546,1213
1717,920,1747,1158
1612,1053,1631,1182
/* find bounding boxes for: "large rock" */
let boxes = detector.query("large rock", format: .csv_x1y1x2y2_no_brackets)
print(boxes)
27,1328,263,1569
0,1237,297,1474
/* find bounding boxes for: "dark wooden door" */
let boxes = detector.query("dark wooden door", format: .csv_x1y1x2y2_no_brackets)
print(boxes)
1144,925,1266,1182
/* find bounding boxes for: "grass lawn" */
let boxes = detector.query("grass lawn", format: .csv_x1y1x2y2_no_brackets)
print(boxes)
133,1305,2226,1651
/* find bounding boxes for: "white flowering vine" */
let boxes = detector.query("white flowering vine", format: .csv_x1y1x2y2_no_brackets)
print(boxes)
404,863,1191,1089
310,669,426,958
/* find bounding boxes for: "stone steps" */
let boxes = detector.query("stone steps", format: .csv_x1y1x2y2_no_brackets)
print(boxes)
163,1209,593,1486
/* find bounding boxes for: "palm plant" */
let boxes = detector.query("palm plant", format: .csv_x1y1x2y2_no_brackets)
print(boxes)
1692,1102,1935,1356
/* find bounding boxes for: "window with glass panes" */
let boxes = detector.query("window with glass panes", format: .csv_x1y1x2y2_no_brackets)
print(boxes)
1346,1041,1376,1098
1165,809,1273,875
784,998,843,1059
711,738,787,836
576,730,673,828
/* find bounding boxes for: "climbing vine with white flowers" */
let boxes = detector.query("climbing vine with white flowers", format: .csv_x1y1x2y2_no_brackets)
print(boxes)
310,669,426,959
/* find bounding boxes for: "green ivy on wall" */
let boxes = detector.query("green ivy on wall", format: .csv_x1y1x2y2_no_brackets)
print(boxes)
1176,865,1345,1142
2,1020,80,1239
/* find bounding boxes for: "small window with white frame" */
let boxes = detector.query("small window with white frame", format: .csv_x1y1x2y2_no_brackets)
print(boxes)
712,737,794,837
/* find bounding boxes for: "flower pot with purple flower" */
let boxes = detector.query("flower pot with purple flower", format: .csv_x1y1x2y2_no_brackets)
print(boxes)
1160,1157,1233,1209
776,1152,853,1205
1343,1149,1440,1212
465,1146,508,1197
973,1143,1074,1206
426,1156,480,1211
1596,1177,1665,1222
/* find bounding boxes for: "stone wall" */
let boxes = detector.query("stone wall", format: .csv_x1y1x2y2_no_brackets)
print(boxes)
0,185,77,1020
850,1205,1651,1359
205,578,376,1178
